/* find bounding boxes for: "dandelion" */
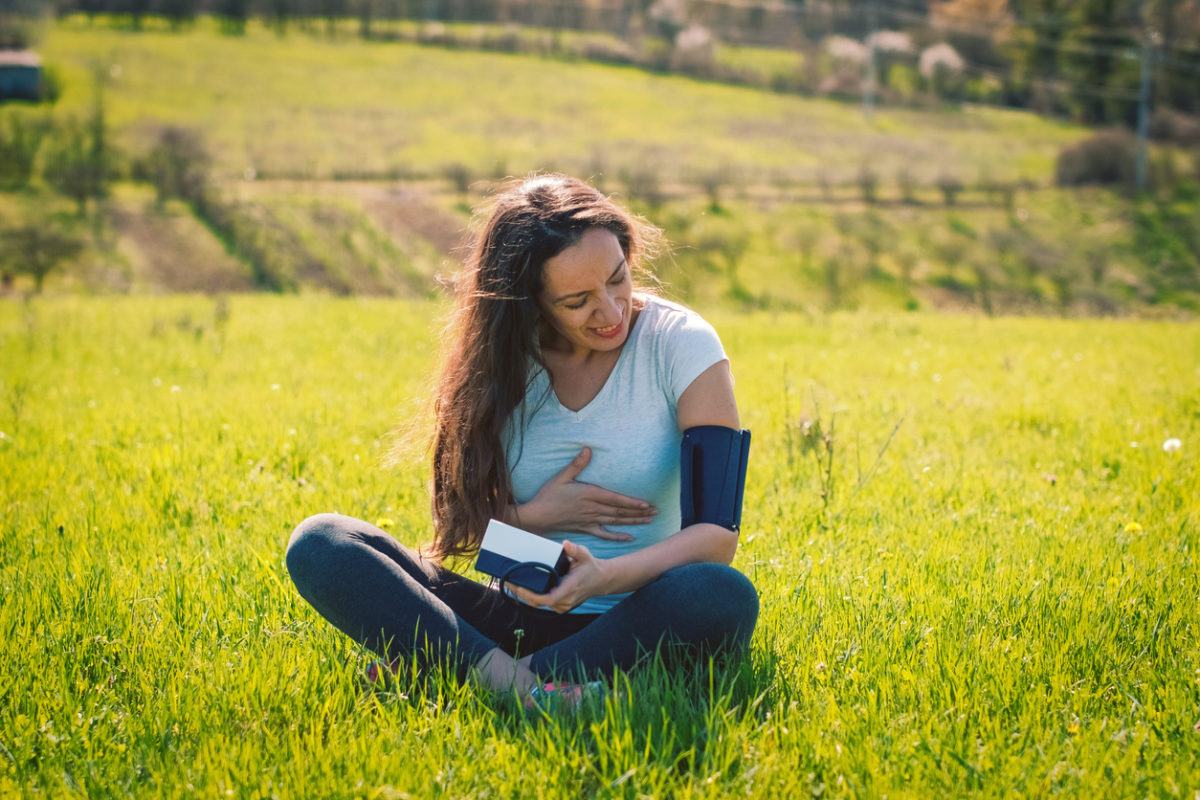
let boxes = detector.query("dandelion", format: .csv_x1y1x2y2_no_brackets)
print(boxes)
170,385,181,393
374,518,395,529
1123,522,1142,533
1067,720,1080,735
1163,438,1181,453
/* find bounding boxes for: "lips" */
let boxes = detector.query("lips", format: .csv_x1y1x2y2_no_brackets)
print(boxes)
592,319,624,339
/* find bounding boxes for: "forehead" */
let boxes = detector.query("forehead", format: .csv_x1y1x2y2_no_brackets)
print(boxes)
541,228,625,294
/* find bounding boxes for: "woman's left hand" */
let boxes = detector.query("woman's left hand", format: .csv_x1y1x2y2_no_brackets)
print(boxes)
510,540,610,614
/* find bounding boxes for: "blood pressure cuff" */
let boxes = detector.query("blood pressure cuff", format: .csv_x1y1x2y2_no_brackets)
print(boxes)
680,425,751,532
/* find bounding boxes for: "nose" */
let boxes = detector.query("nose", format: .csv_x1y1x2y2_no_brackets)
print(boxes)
595,293,622,326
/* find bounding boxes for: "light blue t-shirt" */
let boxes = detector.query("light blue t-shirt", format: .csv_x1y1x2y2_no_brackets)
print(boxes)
504,295,728,614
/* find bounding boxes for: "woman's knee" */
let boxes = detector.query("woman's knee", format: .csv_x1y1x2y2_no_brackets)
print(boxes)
658,562,759,643
285,513,349,586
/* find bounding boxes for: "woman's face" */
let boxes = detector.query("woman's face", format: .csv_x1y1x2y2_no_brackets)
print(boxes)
537,227,633,358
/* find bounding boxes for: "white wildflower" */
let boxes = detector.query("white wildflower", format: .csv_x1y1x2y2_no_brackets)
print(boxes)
1163,438,1182,453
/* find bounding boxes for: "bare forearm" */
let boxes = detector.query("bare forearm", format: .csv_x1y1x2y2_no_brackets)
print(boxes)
503,502,549,534
598,523,738,596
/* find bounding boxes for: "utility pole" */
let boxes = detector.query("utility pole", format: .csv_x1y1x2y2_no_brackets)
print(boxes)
863,0,877,122
1135,0,1152,194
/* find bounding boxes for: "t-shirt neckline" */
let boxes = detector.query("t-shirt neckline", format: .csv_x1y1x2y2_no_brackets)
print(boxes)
549,299,648,420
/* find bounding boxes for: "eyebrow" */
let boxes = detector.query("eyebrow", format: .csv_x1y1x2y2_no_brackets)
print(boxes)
551,258,627,304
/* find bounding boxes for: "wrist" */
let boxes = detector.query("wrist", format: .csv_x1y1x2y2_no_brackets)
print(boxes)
509,501,548,535
593,555,622,595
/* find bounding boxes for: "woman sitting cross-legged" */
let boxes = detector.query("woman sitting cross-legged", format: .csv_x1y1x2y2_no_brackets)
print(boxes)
285,174,758,709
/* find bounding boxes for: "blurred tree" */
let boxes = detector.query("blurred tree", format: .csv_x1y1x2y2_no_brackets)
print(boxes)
264,0,293,34
0,220,84,293
157,0,200,30
138,125,210,208
0,110,49,190
319,0,347,35
0,0,45,48
352,0,375,37
1150,0,1200,115
216,0,249,34
1063,0,1139,125
1009,0,1072,114
42,99,114,216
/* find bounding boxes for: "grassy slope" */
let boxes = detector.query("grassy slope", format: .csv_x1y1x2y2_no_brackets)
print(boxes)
25,20,1195,313
1,297,1197,797
40,19,1083,183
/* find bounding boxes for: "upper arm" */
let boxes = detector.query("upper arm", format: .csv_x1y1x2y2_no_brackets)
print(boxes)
677,359,739,431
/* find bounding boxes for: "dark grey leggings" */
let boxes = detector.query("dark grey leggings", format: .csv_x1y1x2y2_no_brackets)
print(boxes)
286,513,759,681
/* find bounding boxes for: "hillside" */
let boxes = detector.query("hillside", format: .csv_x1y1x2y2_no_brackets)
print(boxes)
1,19,1195,312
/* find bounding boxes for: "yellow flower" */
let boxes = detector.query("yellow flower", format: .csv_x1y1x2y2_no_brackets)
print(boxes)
374,518,395,529
1123,522,1142,533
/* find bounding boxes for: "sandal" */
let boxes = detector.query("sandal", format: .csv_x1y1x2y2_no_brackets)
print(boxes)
521,680,606,714
362,659,400,686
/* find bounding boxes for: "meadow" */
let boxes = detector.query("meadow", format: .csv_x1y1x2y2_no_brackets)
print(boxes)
2,295,1198,797
4,19,1193,315
38,19,1081,183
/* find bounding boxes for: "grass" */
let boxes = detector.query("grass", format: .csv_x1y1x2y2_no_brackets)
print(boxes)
2,295,1198,796
38,17,1085,183
7,20,1194,313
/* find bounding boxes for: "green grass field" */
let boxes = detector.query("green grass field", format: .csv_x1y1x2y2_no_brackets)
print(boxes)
39,18,1082,183
2,296,1198,796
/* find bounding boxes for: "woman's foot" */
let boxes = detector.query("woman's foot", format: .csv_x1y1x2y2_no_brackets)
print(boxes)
472,647,539,696
521,681,607,714
363,659,399,685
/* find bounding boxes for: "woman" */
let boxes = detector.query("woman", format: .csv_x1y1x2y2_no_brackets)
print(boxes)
286,174,758,706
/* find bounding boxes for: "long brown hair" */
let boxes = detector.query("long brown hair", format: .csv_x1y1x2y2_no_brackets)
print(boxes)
427,174,657,559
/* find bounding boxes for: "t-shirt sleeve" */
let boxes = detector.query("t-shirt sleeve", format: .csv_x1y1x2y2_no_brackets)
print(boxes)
662,308,728,405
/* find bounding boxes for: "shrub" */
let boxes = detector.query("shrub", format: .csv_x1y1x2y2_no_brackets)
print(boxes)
1055,130,1136,188
43,110,117,216
671,24,716,76
897,168,918,204
692,164,736,210
137,126,211,208
619,165,664,208
937,173,964,206
0,110,49,189
443,162,473,201
647,0,687,42
919,43,965,100
858,166,878,204
0,218,84,293
1148,108,1200,148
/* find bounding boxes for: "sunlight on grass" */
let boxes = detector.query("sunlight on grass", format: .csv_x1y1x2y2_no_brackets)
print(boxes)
39,19,1087,183
2,296,1197,796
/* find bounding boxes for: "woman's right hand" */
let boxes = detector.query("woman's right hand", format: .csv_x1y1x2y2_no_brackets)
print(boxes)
511,447,656,542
